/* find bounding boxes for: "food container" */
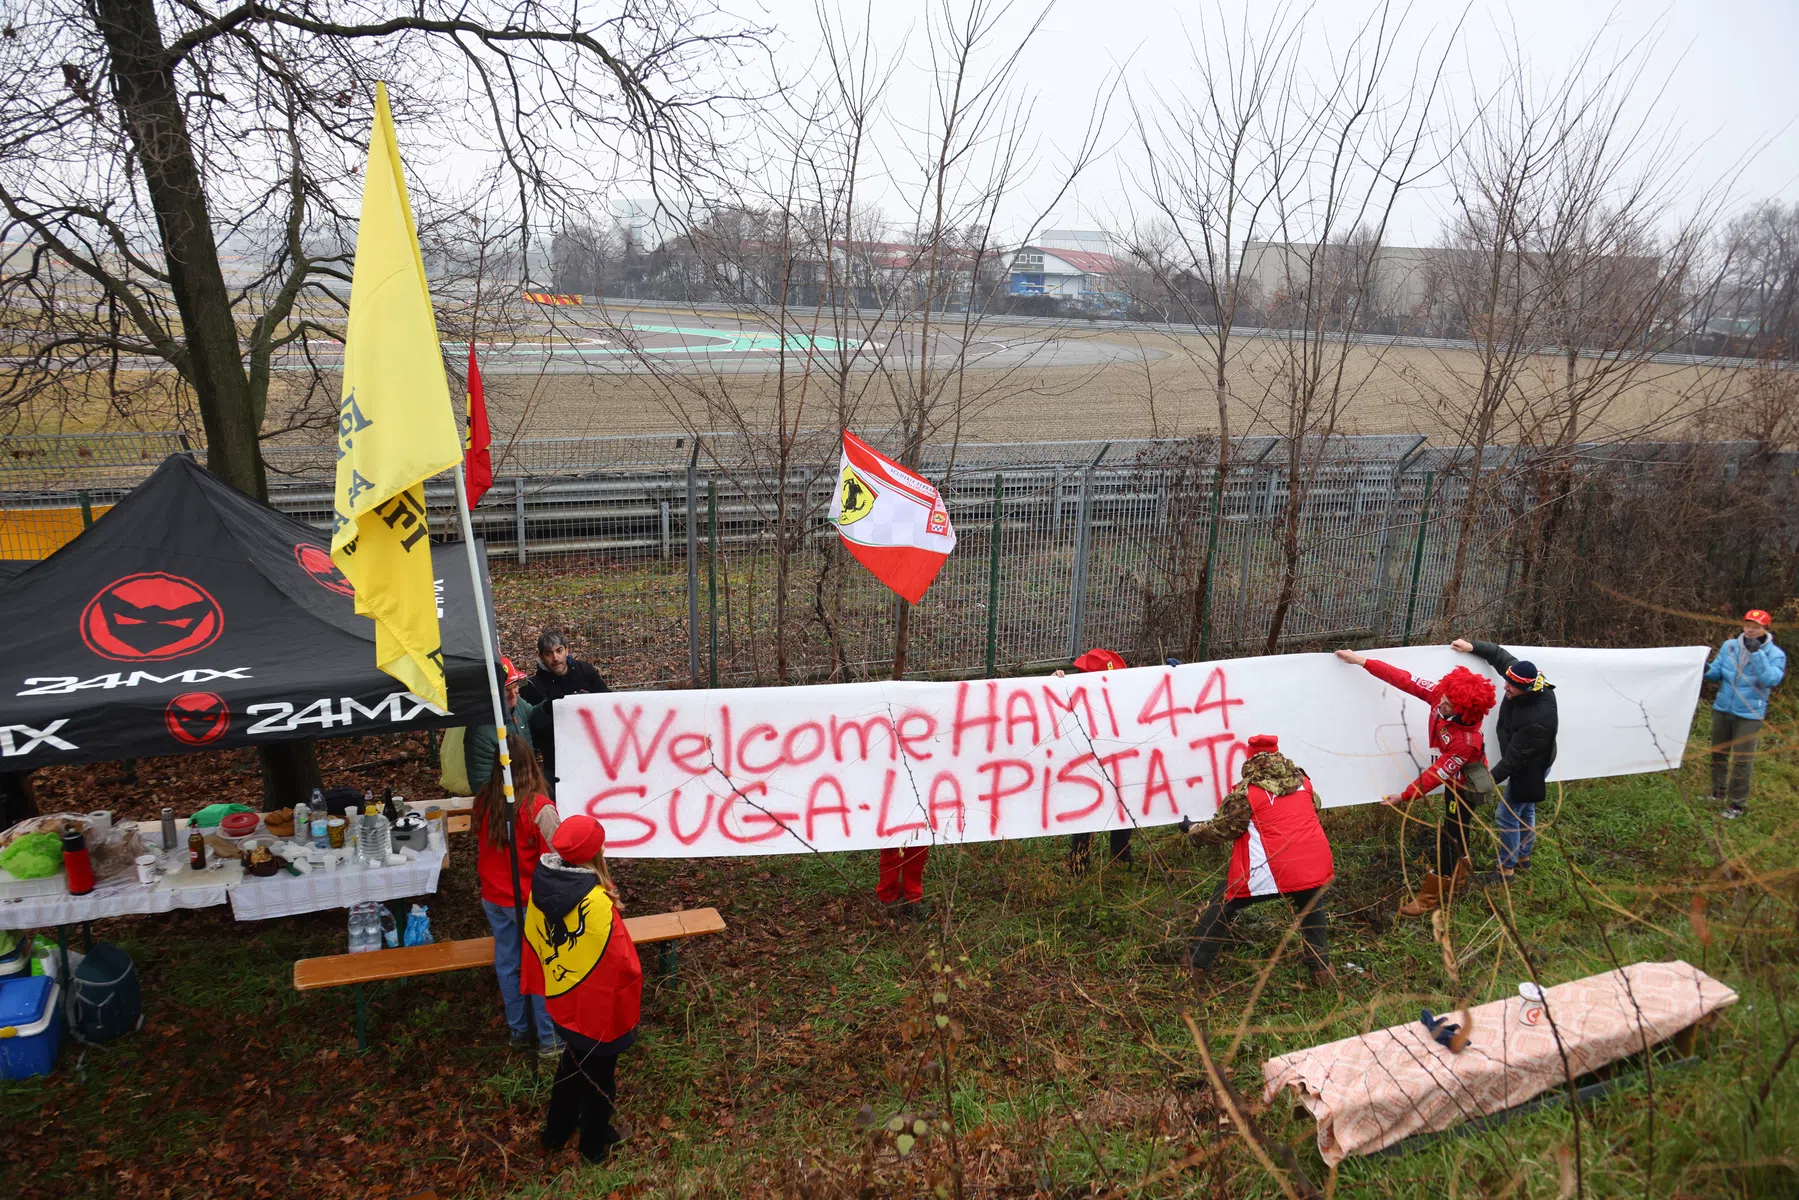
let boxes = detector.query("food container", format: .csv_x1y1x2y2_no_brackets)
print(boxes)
1518,981,1546,1026
0,935,30,979
246,853,281,877
391,814,430,852
220,812,261,839
0,976,62,1080
263,808,295,839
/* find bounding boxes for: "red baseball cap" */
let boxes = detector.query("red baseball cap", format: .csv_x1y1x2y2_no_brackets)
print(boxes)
1072,648,1127,672
551,814,606,864
1246,734,1280,757
1743,610,1773,629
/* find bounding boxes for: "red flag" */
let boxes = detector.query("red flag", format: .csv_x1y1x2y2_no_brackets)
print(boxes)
826,431,957,603
463,342,493,509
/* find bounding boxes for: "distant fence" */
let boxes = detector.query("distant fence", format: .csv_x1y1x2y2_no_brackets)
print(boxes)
3,430,1789,687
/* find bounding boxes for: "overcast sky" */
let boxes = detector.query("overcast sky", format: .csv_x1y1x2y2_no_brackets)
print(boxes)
731,0,1799,246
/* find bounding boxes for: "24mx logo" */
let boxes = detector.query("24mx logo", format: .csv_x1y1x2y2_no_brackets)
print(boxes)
0,721,76,758
244,691,446,736
18,667,251,697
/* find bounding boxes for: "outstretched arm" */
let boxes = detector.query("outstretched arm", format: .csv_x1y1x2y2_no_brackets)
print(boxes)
1456,638,1517,673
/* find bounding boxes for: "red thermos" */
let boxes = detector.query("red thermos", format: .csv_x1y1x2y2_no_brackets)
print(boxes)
62,827,95,896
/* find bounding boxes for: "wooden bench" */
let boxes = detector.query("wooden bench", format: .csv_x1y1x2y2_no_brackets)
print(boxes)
295,907,726,1049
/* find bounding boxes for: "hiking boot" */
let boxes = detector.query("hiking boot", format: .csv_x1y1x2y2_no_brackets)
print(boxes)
1308,965,1338,990
1187,965,1211,996
1398,872,1445,918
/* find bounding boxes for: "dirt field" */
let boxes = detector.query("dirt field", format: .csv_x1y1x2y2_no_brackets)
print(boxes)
457,324,1743,448
9,318,1746,450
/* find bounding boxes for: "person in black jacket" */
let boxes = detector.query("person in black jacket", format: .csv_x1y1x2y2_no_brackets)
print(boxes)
520,631,611,795
1452,638,1558,880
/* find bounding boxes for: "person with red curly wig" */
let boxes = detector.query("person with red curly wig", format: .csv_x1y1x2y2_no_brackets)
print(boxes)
1335,649,1498,917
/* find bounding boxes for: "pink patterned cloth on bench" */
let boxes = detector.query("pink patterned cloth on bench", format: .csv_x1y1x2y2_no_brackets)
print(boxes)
1262,960,1737,1164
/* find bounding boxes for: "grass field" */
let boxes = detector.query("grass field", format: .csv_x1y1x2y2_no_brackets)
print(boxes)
1,699,1794,1199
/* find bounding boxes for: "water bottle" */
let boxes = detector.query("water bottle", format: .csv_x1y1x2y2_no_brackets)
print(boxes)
346,904,365,953
379,907,399,949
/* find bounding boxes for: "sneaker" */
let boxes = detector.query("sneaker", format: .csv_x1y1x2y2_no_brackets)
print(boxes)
1474,869,1515,887
538,1041,563,1060
509,1031,530,1048
1722,802,1748,820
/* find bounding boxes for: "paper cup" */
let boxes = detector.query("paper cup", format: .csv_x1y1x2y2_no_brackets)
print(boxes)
135,854,158,884
1518,981,1546,1026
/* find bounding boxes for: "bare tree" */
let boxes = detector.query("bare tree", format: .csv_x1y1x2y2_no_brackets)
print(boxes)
1123,0,1311,659
1411,30,1733,631
0,0,764,801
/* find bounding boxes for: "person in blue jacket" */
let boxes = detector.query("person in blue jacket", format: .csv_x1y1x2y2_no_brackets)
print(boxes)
1705,609,1786,819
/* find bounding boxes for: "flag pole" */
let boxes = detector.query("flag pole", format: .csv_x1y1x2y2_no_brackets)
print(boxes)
451,459,539,1071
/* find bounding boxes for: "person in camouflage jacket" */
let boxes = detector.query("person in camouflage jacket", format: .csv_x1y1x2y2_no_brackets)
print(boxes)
1184,735,1335,991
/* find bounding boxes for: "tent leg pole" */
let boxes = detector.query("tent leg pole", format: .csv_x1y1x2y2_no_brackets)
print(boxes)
354,983,367,1052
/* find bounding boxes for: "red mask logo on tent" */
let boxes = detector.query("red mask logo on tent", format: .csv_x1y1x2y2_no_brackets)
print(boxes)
165,692,230,746
80,572,224,662
294,543,355,597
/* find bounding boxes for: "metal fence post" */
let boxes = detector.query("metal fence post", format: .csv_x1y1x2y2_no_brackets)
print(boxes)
985,473,1003,677
1401,471,1436,646
660,501,672,561
1370,437,1428,638
1066,444,1110,661
707,480,719,688
686,443,701,685
514,477,527,564
1197,475,1224,662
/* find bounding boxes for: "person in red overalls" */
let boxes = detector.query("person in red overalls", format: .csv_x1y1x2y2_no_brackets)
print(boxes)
1335,649,1497,916
876,840,929,919
1061,647,1132,873
1183,734,1335,991
522,815,643,1163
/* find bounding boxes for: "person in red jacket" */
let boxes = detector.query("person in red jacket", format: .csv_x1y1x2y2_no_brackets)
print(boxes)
1335,649,1497,916
1184,734,1335,990
522,814,643,1163
474,732,561,1057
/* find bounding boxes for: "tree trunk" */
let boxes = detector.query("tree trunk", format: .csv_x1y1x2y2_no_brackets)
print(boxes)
96,0,318,807
93,0,266,501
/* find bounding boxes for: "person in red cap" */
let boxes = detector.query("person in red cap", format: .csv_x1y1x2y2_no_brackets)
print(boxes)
522,813,643,1163
1183,734,1335,990
475,732,562,1056
1335,649,1497,916
1060,648,1134,873
464,654,542,796
1705,609,1786,819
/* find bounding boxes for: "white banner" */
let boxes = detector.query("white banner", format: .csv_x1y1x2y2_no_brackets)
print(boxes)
553,645,1707,858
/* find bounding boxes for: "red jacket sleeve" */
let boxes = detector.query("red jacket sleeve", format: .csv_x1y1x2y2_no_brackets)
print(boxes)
1362,658,1435,704
1402,753,1460,800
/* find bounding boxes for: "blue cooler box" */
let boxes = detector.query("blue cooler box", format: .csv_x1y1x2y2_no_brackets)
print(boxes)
0,975,62,1079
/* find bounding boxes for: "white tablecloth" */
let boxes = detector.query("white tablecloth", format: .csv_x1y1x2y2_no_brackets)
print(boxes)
227,849,445,921
0,866,236,929
0,849,446,927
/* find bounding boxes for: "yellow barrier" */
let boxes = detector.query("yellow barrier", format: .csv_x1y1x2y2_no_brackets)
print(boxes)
0,506,111,560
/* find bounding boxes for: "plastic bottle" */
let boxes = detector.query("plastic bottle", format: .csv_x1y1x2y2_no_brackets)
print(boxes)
379,906,399,948
61,827,95,896
293,800,310,845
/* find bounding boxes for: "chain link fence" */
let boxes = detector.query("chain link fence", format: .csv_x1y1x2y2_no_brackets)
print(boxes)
3,430,1788,685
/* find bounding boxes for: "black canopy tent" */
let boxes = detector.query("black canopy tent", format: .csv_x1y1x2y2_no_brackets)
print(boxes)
0,454,497,769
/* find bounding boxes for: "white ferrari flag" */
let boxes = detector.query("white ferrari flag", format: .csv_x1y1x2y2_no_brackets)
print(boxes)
828,431,957,603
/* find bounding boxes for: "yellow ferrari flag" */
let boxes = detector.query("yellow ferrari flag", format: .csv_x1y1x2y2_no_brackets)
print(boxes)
330,82,463,710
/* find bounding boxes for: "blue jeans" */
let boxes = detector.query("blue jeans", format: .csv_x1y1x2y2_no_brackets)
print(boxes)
1496,785,1535,870
484,899,557,1048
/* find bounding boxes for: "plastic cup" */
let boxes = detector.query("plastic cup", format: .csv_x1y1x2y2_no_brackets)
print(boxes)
135,854,157,885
